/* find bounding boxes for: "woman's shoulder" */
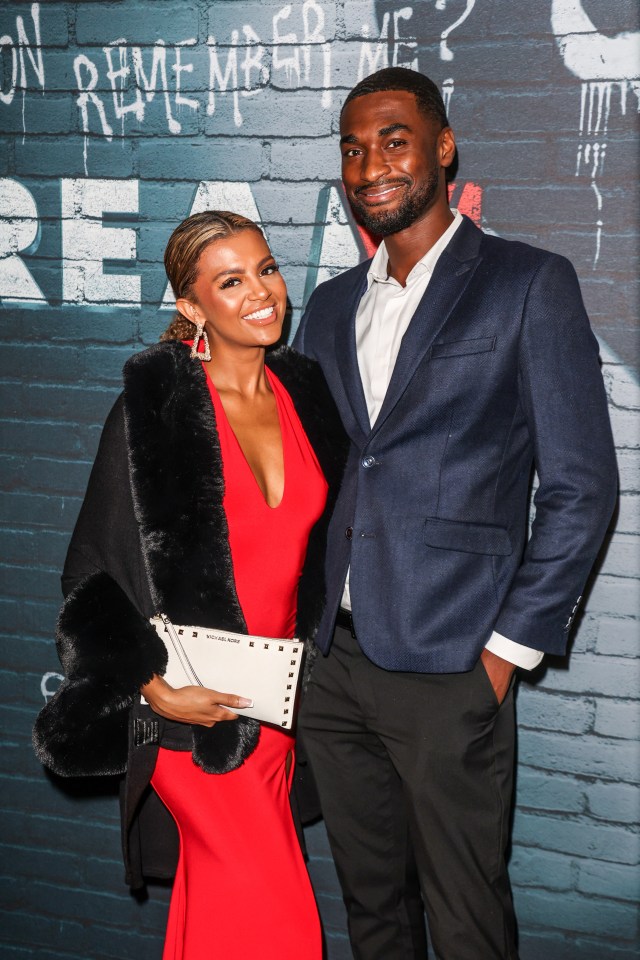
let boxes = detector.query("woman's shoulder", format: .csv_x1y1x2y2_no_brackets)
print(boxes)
122,339,199,411
123,338,190,384
265,344,326,392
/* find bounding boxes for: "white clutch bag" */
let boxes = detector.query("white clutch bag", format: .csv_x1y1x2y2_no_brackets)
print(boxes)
146,613,304,728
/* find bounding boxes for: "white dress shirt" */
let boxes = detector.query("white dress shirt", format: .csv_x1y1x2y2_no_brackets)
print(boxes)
341,210,543,670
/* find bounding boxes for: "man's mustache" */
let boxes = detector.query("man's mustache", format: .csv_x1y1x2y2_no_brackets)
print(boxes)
354,178,410,197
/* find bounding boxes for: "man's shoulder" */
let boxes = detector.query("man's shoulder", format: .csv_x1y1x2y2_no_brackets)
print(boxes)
477,226,572,277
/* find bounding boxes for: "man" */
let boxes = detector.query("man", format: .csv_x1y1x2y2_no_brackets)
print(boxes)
293,68,617,960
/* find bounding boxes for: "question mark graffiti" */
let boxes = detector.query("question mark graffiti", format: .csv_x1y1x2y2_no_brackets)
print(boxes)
437,0,476,61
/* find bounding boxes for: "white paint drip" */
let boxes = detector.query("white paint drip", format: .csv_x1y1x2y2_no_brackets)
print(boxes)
574,80,637,266
552,1,640,268
591,180,603,269
321,41,332,108
442,77,454,114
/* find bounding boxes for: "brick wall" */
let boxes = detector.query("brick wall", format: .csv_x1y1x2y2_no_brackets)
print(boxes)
1,2,638,958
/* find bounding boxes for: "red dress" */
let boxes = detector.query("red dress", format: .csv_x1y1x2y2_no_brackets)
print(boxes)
151,367,327,959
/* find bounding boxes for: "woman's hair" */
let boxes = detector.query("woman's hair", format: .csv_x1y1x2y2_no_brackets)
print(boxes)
160,210,263,342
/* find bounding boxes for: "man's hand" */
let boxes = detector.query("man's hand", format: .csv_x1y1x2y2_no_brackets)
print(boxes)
480,647,516,706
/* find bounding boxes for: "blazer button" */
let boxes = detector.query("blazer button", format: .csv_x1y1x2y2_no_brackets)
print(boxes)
362,455,376,468
345,526,353,540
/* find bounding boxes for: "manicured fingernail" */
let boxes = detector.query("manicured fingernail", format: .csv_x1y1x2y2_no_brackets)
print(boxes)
238,698,253,707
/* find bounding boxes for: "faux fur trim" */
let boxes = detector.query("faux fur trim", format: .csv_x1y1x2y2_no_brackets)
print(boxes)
33,678,132,777
33,572,167,776
123,341,248,632
123,342,262,768
191,720,261,775
56,572,167,686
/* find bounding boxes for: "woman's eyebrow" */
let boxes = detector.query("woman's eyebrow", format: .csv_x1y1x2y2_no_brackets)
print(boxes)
212,256,274,282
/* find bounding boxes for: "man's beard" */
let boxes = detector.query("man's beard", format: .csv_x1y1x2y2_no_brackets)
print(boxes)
350,171,439,237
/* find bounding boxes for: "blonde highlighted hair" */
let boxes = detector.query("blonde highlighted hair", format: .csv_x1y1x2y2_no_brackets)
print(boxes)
160,210,263,342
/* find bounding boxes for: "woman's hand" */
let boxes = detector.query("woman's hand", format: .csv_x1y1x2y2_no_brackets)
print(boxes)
140,675,253,727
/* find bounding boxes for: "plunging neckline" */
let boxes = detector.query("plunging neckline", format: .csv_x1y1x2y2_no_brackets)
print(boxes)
209,367,286,511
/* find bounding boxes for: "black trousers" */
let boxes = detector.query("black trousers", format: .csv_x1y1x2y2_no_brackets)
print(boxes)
300,625,518,960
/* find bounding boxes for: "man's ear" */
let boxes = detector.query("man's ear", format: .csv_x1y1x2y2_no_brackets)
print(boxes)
439,127,457,170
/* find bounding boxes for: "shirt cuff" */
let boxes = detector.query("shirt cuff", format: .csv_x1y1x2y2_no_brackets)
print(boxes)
485,631,544,670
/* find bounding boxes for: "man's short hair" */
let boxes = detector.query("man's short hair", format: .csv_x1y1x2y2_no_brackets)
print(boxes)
341,67,449,130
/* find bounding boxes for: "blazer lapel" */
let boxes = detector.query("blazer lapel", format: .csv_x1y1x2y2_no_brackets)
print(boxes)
334,267,371,441
370,217,483,439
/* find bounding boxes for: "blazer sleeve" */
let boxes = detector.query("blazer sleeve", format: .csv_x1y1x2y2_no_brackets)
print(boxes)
493,254,618,654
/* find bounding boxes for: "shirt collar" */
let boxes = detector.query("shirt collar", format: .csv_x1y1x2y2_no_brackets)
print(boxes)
366,209,464,290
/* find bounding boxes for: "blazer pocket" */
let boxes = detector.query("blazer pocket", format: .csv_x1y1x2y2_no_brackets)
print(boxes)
429,336,496,359
423,517,512,556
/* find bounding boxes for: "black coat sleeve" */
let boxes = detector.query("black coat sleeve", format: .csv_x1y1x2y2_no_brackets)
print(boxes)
33,397,167,777
62,396,155,616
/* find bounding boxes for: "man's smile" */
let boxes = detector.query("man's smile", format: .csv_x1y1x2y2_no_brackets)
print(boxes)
355,180,409,205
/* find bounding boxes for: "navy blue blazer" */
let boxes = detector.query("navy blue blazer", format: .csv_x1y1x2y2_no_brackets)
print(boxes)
294,215,617,673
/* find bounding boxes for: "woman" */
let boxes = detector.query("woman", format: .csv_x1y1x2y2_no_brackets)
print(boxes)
33,211,346,959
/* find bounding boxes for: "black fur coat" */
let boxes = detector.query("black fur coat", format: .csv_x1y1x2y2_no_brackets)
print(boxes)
33,341,347,886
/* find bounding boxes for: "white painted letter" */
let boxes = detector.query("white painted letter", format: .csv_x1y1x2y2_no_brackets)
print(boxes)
0,36,18,105
241,25,269,94
132,41,180,134
273,5,301,86
358,14,390,81
16,2,45,91
74,54,114,173
207,33,241,126
41,672,64,702
393,7,417,70
74,54,114,139
104,41,145,123
61,178,140,306
302,0,324,81
305,185,361,297
0,178,46,304
173,40,199,111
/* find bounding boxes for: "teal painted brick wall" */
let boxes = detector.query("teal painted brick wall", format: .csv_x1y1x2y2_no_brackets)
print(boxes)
1,2,638,958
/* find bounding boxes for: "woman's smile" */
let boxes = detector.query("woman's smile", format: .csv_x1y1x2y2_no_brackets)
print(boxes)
242,304,279,325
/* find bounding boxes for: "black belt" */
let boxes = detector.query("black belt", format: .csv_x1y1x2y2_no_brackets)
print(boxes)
335,607,356,638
